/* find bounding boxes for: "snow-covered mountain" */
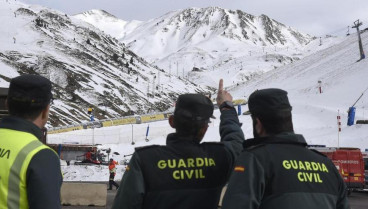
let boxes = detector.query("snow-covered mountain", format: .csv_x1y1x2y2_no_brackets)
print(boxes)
0,1,211,127
75,7,343,87
52,31,368,181
74,9,142,40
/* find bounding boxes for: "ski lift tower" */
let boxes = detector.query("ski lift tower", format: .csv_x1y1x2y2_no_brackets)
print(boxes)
352,20,365,60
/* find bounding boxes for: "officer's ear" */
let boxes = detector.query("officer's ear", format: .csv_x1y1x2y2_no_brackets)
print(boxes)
255,117,267,137
197,123,208,141
169,115,175,128
40,104,50,123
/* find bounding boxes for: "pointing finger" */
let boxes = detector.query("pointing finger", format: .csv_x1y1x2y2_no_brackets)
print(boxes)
218,79,223,92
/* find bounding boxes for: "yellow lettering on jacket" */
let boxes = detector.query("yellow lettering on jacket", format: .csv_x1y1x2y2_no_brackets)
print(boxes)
282,160,328,184
158,157,216,180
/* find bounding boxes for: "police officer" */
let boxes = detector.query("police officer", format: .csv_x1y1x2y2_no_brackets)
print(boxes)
222,89,349,209
112,79,245,209
0,74,63,209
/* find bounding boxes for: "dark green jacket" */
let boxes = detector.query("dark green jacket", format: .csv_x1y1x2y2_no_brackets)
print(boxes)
222,133,350,209
112,109,244,209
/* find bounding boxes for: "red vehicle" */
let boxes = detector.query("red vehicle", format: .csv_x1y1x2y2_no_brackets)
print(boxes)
362,151,368,187
309,146,365,192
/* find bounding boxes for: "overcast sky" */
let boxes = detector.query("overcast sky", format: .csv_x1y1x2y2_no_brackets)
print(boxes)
24,0,368,36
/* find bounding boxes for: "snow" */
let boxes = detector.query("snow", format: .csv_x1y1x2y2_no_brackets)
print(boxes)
52,31,368,181
74,10,142,40
76,7,333,88
0,0,210,126
1,0,367,182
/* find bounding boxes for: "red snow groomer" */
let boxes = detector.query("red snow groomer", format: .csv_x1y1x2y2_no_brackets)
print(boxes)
309,146,365,193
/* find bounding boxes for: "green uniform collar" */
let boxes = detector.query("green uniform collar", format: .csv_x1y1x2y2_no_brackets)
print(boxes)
0,116,43,141
243,132,307,149
166,133,200,146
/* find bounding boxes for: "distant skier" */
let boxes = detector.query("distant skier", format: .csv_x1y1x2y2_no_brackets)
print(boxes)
13,37,16,44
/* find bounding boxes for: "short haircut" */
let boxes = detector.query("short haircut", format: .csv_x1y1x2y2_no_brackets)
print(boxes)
8,99,49,121
252,111,294,135
174,116,208,138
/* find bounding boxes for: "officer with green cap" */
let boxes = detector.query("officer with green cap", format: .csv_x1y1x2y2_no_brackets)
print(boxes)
222,88,349,209
0,74,62,209
112,79,245,209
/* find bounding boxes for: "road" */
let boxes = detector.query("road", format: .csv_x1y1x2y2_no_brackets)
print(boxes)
348,191,368,209
62,188,368,209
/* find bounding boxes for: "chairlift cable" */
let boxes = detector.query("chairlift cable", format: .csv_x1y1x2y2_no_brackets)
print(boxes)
351,86,368,107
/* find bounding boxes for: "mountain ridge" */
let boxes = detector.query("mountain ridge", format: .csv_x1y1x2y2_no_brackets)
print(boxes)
0,1,210,127
76,7,336,88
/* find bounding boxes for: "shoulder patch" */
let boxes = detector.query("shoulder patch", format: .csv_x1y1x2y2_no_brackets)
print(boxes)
310,149,328,158
135,145,161,152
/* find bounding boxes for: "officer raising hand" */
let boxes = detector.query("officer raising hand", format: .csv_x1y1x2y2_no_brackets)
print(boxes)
217,79,233,107
112,79,245,209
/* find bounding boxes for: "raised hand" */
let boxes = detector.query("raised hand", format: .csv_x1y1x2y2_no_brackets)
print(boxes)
216,79,233,106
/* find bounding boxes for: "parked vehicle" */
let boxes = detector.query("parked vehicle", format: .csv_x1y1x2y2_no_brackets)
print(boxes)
362,150,368,187
309,146,365,193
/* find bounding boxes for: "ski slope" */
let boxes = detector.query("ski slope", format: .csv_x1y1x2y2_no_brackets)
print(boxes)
51,32,368,181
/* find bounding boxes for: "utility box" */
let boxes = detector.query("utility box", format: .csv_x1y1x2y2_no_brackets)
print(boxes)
347,107,356,126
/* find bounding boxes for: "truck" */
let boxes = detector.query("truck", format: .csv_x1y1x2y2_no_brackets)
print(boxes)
47,143,106,165
309,146,365,193
362,150,368,187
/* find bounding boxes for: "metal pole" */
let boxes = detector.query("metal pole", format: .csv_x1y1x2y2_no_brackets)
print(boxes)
92,127,95,145
347,26,350,36
131,124,135,145
352,20,365,60
337,110,341,148
145,124,150,142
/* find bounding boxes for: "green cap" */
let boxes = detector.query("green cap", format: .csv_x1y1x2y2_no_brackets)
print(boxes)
8,74,53,105
174,94,214,121
247,88,292,116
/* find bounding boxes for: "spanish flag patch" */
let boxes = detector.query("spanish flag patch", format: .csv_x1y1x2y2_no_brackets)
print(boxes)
234,166,245,172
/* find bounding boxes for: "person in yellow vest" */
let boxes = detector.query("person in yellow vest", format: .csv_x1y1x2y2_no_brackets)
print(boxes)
0,74,63,209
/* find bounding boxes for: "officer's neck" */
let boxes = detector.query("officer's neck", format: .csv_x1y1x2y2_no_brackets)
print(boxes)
31,107,49,129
